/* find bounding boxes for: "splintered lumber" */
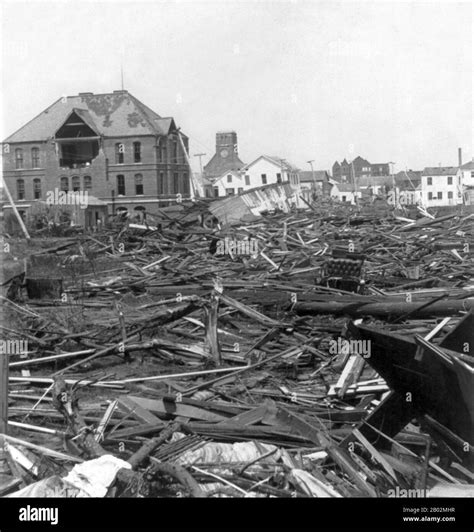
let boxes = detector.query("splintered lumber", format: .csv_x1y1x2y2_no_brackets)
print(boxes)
126,396,229,423
294,297,474,318
275,407,377,497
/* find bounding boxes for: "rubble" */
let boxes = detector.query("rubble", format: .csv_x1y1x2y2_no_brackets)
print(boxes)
1,198,473,498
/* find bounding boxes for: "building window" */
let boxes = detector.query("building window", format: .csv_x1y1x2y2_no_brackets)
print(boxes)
238,187,243,194
158,172,164,195
341,195,346,202
72,176,80,191
159,139,167,163
428,192,433,200
447,176,453,185
83,175,92,191
135,173,144,195
448,191,453,199
173,172,179,194
245,175,250,186
17,179,25,200
15,148,23,169
173,140,178,164
115,143,124,164
471,171,474,179
117,174,125,196
437,191,442,200
60,177,69,192
31,148,40,168
427,177,432,185
183,172,190,195
261,174,267,185
226,188,235,196
33,178,41,199
133,142,141,163
213,187,219,197
276,173,282,184
227,174,232,183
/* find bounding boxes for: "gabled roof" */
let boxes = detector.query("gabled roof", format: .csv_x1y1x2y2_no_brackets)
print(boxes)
422,166,459,176
4,91,181,143
352,155,371,166
460,159,474,170
334,183,356,192
243,155,299,173
299,170,330,182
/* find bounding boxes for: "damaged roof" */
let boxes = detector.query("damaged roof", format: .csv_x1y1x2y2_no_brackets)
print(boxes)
4,91,182,143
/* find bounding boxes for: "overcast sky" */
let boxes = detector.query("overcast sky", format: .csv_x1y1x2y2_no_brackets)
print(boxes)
1,0,472,173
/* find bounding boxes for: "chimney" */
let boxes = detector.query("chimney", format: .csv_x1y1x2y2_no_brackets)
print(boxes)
458,147,462,167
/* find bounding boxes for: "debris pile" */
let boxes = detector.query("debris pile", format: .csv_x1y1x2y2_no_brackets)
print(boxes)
1,200,473,498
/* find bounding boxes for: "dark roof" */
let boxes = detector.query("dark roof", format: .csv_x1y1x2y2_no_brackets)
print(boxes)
460,160,474,170
203,152,245,179
352,156,371,166
4,91,181,142
394,170,422,185
422,167,459,176
299,170,330,182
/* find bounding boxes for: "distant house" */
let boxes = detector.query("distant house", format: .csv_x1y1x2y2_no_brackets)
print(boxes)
421,167,463,206
460,159,474,205
332,156,391,182
204,170,245,198
299,170,331,196
242,155,300,191
330,181,361,204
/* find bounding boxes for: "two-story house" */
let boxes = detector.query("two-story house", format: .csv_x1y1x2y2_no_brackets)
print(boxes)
1,90,192,218
421,167,463,207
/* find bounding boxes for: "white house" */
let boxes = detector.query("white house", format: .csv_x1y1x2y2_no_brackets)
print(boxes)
421,167,463,207
330,181,361,204
460,159,474,205
242,155,300,189
206,170,245,198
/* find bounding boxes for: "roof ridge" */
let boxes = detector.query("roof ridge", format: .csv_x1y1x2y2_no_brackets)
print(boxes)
4,97,63,143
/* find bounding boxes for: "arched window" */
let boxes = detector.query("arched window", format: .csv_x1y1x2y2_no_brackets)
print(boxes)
31,148,40,168
15,148,23,169
115,143,124,164
17,179,25,200
134,206,146,221
133,142,141,163
72,176,80,191
83,175,92,191
33,178,41,199
60,177,68,192
117,175,125,196
135,173,143,195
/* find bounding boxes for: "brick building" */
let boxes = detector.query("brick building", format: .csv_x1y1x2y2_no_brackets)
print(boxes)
203,131,246,181
332,156,391,182
2,90,192,218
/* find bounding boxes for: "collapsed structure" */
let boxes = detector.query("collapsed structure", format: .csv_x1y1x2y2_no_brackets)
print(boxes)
0,195,473,498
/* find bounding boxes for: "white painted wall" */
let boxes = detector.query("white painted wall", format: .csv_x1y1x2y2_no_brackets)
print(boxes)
421,169,462,206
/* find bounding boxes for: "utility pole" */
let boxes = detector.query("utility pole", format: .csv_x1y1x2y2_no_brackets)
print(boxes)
194,153,206,176
389,161,396,190
307,159,315,191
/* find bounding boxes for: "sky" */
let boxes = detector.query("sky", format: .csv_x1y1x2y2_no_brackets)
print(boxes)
1,0,472,174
